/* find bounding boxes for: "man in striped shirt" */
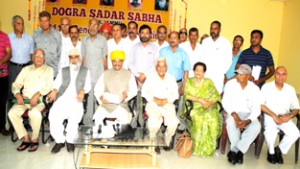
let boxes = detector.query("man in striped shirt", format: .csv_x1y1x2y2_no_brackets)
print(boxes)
236,30,274,87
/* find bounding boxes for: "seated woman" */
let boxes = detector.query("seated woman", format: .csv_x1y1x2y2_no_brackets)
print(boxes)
181,62,222,157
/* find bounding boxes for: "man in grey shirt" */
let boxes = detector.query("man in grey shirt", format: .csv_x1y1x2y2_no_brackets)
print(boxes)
82,18,108,125
33,11,61,78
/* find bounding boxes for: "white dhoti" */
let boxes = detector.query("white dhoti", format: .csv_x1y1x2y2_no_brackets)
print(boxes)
264,115,300,154
8,103,44,140
146,102,179,146
49,97,84,144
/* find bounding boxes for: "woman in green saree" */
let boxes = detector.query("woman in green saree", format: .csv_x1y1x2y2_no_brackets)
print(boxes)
181,62,222,157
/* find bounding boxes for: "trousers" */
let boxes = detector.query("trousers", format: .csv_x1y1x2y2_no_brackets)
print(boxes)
264,115,300,154
146,102,179,146
226,113,261,153
8,103,44,140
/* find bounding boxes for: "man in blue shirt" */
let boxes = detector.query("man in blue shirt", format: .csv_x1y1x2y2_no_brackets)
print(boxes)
8,15,34,99
236,30,274,87
160,31,190,131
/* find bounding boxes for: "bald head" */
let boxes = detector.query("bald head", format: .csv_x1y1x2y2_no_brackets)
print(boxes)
274,66,288,86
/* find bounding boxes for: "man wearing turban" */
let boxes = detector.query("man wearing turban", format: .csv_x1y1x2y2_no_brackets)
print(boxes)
93,50,137,135
99,22,112,40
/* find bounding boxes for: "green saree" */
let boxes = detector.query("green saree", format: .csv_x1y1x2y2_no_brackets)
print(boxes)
181,77,222,157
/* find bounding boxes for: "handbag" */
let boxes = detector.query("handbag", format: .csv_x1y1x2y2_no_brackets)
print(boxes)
174,130,193,158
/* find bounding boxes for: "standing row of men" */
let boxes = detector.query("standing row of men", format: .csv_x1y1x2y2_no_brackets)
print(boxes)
0,10,299,165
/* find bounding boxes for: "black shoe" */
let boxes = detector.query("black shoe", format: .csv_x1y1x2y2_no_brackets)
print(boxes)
267,152,276,164
66,142,75,152
236,151,244,164
51,143,65,154
1,129,9,136
155,147,161,154
163,146,171,151
227,151,237,165
275,146,284,164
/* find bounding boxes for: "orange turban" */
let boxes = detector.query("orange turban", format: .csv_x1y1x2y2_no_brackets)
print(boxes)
100,22,112,34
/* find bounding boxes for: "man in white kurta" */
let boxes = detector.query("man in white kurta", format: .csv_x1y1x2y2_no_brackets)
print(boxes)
8,49,53,152
59,25,82,69
201,21,232,93
222,64,261,165
180,27,203,77
48,49,91,153
142,57,179,146
107,24,128,69
93,50,137,136
58,17,71,70
261,66,300,164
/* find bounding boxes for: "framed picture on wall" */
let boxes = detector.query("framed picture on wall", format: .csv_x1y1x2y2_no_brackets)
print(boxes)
72,0,87,4
128,0,142,9
155,0,169,11
100,0,114,6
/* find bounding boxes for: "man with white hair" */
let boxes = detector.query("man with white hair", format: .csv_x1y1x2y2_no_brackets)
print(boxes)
48,49,91,153
142,57,179,147
93,50,137,133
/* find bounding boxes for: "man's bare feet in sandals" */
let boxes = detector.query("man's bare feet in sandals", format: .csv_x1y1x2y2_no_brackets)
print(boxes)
17,135,31,151
28,138,39,152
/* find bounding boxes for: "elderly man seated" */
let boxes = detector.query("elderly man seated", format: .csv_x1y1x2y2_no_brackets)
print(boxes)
142,57,179,148
8,49,53,152
93,50,137,137
48,49,91,153
222,64,261,165
261,66,300,164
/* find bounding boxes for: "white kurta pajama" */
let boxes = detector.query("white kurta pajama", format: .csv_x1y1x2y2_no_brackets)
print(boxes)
93,68,137,127
261,81,300,154
49,67,91,144
142,72,179,146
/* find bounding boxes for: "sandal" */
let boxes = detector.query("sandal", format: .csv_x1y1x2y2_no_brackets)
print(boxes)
28,142,39,152
17,142,31,151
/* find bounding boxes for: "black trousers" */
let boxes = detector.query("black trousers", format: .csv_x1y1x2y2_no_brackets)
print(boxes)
0,76,8,130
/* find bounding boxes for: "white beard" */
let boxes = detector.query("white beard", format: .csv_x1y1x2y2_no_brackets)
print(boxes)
70,62,81,71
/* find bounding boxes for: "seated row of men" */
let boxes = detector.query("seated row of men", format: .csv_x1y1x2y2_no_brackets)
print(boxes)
7,49,299,165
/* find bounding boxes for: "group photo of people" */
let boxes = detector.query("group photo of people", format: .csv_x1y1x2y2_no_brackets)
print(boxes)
0,1,299,168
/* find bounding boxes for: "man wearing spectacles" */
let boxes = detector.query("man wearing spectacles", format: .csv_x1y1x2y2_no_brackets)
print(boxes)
179,28,187,43
8,49,53,152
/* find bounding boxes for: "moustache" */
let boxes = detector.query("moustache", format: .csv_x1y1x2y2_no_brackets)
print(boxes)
128,32,134,35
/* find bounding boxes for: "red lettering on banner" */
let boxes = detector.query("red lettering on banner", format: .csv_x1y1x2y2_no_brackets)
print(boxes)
127,12,162,23
148,14,154,22
52,7,86,17
119,11,125,20
90,9,96,17
128,12,134,20
104,10,110,18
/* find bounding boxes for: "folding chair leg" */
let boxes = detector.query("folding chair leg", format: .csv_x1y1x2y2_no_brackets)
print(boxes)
255,132,264,159
220,123,227,154
295,138,299,163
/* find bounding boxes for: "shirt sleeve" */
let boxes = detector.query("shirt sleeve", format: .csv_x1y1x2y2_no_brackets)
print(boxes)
290,86,300,110
247,86,261,121
167,76,179,103
3,33,11,48
81,38,86,58
125,74,138,102
266,51,274,67
53,70,62,90
102,38,108,57
182,50,191,71
237,51,245,65
222,40,233,73
12,67,27,96
94,73,105,104
222,81,235,115
83,69,92,94
127,46,139,77
29,36,34,54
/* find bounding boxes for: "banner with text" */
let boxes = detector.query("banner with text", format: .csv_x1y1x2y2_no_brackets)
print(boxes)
45,0,170,38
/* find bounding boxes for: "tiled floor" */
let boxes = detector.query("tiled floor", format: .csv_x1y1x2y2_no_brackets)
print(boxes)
0,134,299,169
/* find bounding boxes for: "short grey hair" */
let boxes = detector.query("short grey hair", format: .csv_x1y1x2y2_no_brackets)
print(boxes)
12,15,23,24
155,57,167,66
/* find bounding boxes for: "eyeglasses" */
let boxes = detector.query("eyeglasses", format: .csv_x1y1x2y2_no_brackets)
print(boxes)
158,32,166,34
35,55,45,58
179,32,187,35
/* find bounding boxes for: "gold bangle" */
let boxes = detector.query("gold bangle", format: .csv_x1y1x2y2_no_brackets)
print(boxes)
290,114,294,118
